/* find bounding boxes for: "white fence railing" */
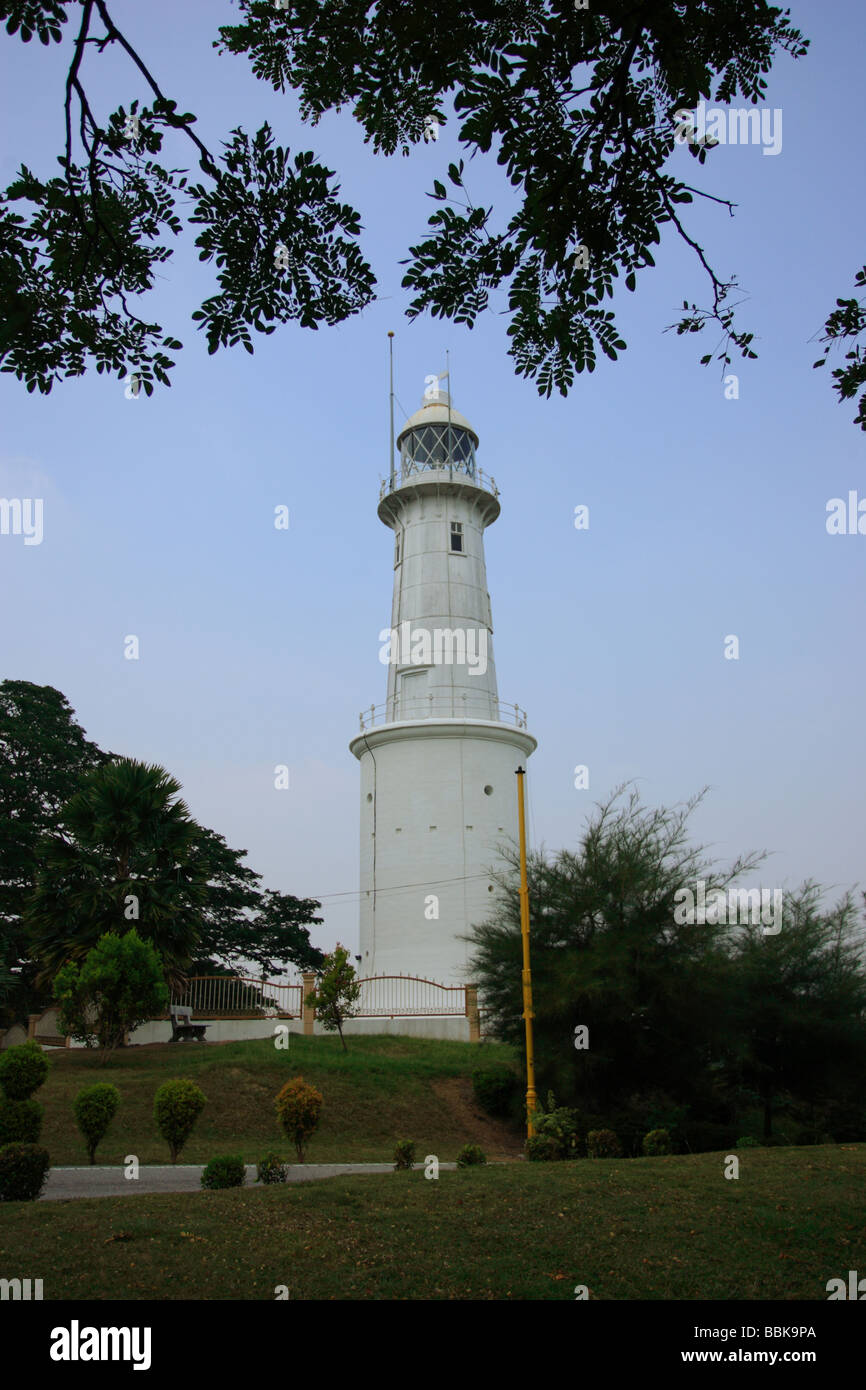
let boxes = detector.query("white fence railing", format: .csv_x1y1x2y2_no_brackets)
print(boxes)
170,974,474,1022
171,976,304,1017
353,976,467,1017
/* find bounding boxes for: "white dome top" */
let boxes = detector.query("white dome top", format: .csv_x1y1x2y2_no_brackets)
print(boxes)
397,391,479,448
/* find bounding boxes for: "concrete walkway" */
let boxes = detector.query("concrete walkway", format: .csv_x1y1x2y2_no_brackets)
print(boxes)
41,1162,457,1201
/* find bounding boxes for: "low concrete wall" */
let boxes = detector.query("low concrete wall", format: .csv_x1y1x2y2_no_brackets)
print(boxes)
56,1011,474,1048
87,1014,473,1047
63,1018,294,1047
336,1016,471,1042
126,1017,290,1047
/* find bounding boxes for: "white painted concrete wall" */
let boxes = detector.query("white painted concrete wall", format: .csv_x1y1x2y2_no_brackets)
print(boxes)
334,1015,470,1041
125,1017,285,1047
72,1015,473,1046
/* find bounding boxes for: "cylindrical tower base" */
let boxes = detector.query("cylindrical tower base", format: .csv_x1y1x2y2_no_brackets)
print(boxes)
349,718,537,982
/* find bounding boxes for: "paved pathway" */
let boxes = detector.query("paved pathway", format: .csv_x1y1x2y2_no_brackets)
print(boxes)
41,1163,456,1201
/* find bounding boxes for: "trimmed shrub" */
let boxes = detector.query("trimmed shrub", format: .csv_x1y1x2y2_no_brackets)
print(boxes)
0,1142,50,1201
642,1128,672,1156
154,1079,206,1162
257,1152,288,1184
275,1077,323,1163
526,1134,562,1162
393,1139,416,1171
73,1083,120,1165
471,1065,519,1118
0,1098,43,1146
201,1154,246,1189
54,931,168,1061
599,1092,690,1157
0,1040,49,1100
533,1092,581,1159
736,1135,761,1148
456,1143,487,1168
586,1128,622,1159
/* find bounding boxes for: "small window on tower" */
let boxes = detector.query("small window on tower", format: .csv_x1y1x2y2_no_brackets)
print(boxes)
394,532,402,566
450,521,463,553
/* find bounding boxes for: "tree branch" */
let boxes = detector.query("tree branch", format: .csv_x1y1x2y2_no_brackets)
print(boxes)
93,0,220,178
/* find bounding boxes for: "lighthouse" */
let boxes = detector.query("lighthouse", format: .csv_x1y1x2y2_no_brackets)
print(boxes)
349,386,537,983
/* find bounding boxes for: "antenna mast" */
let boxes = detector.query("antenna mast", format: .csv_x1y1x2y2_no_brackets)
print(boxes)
446,348,453,481
388,331,395,491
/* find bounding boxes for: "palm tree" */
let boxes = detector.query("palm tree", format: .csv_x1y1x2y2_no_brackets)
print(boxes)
26,759,207,990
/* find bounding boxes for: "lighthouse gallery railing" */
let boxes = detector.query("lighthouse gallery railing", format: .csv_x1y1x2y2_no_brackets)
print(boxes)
379,463,499,501
359,695,529,731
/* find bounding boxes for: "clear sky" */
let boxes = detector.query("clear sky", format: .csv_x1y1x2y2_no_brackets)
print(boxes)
1,1,863,961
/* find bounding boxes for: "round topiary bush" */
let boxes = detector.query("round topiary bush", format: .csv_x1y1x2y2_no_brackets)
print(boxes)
0,1098,43,1147
201,1154,246,1189
456,1143,487,1168
257,1152,288,1184
0,1142,50,1201
586,1128,622,1159
526,1133,562,1162
275,1077,323,1163
0,1041,49,1100
74,1083,120,1165
642,1127,672,1156
471,1065,519,1118
393,1139,416,1171
154,1079,206,1162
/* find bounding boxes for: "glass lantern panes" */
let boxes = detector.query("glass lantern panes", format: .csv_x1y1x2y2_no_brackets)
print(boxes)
400,424,476,477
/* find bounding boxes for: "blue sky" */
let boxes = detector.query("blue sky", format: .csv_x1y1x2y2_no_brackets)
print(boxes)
1,1,863,959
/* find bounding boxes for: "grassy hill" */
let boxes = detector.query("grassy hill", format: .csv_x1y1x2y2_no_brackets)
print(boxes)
3,1146,864,1300
35,1034,525,1165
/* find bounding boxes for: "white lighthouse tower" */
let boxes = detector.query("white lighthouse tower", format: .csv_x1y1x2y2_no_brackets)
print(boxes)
349,386,537,983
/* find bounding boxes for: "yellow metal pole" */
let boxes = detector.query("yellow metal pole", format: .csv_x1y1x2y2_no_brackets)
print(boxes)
516,767,538,1137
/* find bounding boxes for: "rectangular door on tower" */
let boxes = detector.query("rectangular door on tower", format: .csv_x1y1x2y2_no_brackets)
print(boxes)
398,668,429,720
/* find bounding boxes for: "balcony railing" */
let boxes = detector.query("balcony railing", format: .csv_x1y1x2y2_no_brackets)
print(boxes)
379,462,499,502
358,694,529,731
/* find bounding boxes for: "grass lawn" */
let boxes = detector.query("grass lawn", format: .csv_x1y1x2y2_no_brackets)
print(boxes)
35,1034,524,1165
2,1146,863,1300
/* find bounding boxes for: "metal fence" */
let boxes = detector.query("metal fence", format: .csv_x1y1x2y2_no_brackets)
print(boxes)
170,974,473,1021
171,976,304,1018
353,976,467,1017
